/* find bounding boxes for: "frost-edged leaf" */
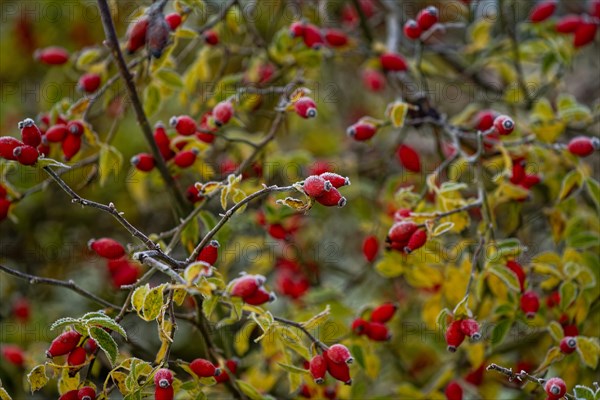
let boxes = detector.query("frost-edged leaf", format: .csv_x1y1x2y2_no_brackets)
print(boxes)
58,368,80,394
567,231,600,249
452,295,472,319
0,387,12,400
576,337,600,369
585,177,600,210
36,157,71,169
27,364,49,393
132,284,149,313
50,317,79,331
432,222,454,237
436,308,451,331
300,305,330,330
488,263,521,292
234,320,257,356
276,326,311,360
143,284,166,321
76,49,101,68
547,321,564,341
81,311,109,320
156,68,184,89
573,385,595,400
559,281,577,310
277,197,310,212
387,100,410,128
558,170,582,202
86,317,127,339
89,326,119,366
202,296,219,319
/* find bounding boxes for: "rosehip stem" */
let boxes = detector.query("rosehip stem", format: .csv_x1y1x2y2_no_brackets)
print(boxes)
486,363,575,399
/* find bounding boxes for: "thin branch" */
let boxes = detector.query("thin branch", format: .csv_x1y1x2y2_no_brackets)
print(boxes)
486,363,575,400
273,315,328,352
96,0,188,217
0,264,119,309
132,252,186,284
43,166,183,269
464,235,485,298
350,0,373,44
185,184,295,263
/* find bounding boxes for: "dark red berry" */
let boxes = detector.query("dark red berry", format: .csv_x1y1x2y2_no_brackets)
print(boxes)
13,145,39,166
294,97,318,119
315,187,347,207
203,29,219,45
396,144,421,172
154,122,174,160
493,115,515,135
324,28,349,47
351,318,369,335
231,274,266,298
35,46,69,65
170,115,197,136
460,319,481,340
12,298,30,322
404,19,422,40
303,175,332,197
77,386,96,400
445,381,463,400
506,260,526,292
567,136,599,157
127,17,149,54
131,153,156,172
365,322,391,341
197,240,219,265
445,320,465,352
213,100,234,126
290,21,305,37
18,118,42,147
474,110,499,131
59,390,79,400
190,358,221,377
78,73,102,93
417,6,439,30
404,229,427,253
88,238,126,259
362,68,386,92
388,221,418,243
559,336,577,354
320,172,350,188
67,346,87,367
347,121,377,141
555,15,583,33
529,0,557,23
520,290,540,318
362,235,379,262
544,377,567,398
243,287,276,305
309,354,327,384
173,149,198,168
2,345,25,367
324,351,352,385
165,13,182,30
380,52,408,72
302,24,324,49
0,137,24,161
47,331,82,358
370,302,397,324
327,344,353,364
45,125,68,142
62,134,82,161
67,120,85,136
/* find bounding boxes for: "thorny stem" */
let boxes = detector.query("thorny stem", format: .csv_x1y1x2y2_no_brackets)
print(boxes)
96,0,188,217
486,363,576,400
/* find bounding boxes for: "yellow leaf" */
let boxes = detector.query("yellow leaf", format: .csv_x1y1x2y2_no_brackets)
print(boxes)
375,252,407,278
234,321,257,356
58,369,80,394
406,265,443,289
364,348,380,379
466,342,485,368
0,387,12,400
172,288,187,306
576,337,600,369
131,284,149,312
397,383,424,399
423,293,444,329
534,346,564,373
27,364,49,393
68,98,90,116
143,284,166,321
452,295,472,319
467,19,493,52
387,101,411,128
301,305,330,330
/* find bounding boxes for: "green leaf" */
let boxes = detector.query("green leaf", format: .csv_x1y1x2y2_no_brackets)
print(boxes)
276,326,311,360
85,317,127,339
573,385,595,400
585,177,600,210
558,170,582,202
50,317,78,331
27,364,49,393
98,144,123,187
300,305,330,330
36,157,71,169
547,321,564,342
490,319,512,347
559,281,577,310
575,265,597,289
576,337,600,369
567,231,600,249
277,362,310,375
76,49,101,68
350,344,366,369
488,263,521,292
89,326,119,366
236,381,264,400
175,27,199,38
155,68,184,89
202,296,219,319
143,84,161,117
81,311,110,320
436,308,451,331
143,284,166,321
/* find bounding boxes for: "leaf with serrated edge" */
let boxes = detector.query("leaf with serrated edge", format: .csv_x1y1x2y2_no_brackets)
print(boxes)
85,317,127,339
89,326,119,366
132,285,149,313
143,284,166,321
576,337,600,369
301,305,330,330
277,362,310,375
573,385,595,400
547,321,564,342
50,317,79,331
27,365,49,393
488,263,521,292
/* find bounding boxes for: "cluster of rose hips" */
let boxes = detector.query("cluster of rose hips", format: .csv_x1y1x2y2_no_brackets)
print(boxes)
46,330,97,395
256,210,303,241
289,21,350,49
531,0,599,48
308,344,353,386
229,274,276,306
351,302,396,341
403,6,440,40
274,258,311,300
297,382,341,399
503,259,543,319
126,11,183,58
88,238,140,288
509,158,541,197
303,172,351,207
0,118,42,165
131,101,234,172
444,317,481,352
386,209,427,254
